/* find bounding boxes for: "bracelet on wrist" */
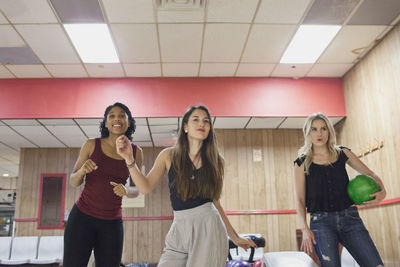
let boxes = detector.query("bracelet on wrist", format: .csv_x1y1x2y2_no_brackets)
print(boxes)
126,160,136,169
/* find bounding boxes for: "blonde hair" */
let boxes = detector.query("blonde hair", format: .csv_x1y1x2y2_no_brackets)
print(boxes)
298,112,340,174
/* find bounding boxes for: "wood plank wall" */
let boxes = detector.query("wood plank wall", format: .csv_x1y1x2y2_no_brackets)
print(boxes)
336,24,400,266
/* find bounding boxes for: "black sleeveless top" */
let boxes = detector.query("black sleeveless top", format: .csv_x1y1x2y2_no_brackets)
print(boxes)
294,147,354,212
168,165,212,211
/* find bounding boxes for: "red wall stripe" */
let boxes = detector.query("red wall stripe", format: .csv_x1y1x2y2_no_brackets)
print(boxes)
0,77,345,118
14,197,400,222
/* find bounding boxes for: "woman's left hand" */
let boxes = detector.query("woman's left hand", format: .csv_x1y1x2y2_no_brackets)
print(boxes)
364,189,386,206
110,181,128,197
232,236,257,251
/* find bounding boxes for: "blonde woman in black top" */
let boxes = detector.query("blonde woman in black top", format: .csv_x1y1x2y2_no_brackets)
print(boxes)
294,113,385,267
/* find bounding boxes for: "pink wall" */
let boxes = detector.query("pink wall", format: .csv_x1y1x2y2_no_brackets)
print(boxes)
0,77,345,118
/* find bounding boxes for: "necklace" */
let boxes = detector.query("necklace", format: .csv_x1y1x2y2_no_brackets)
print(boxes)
189,154,201,180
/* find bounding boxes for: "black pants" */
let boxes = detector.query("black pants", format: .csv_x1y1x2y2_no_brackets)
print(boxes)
63,205,124,267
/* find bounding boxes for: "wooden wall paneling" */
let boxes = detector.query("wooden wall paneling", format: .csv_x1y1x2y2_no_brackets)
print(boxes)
339,24,400,266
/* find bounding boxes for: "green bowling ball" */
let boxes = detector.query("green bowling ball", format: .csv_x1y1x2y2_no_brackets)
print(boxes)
347,175,380,205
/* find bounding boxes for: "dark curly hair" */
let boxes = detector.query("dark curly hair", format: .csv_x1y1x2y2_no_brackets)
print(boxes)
100,102,136,141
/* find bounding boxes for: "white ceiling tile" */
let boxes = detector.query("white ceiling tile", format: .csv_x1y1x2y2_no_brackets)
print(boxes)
133,125,150,142
0,126,37,148
157,9,204,23
152,133,176,147
307,63,354,77
124,63,161,77
16,24,80,64
2,119,39,126
38,119,76,126
246,117,285,128
199,63,237,76
0,159,18,175
0,11,8,23
45,125,87,147
0,121,4,126
242,24,297,63
163,63,199,77
85,63,124,77
318,25,387,63
202,24,250,62
214,117,250,129
150,124,178,134
134,118,147,126
207,0,259,23
0,25,25,47
279,117,306,129
148,118,178,125
111,24,159,63
45,64,88,78
236,63,275,77
271,64,313,78
0,143,19,158
133,141,153,147
12,126,65,147
255,0,312,24
330,117,344,125
75,118,102,126
0,65,14,78
1,154,19,164
6,65,51,78
101,0,155,23
159,24,202,62
0,0,58,23
80,125,101,139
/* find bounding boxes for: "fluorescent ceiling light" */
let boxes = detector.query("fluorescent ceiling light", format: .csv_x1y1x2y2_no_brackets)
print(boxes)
64,24,119,63
280,25,341,64
2,173,9,177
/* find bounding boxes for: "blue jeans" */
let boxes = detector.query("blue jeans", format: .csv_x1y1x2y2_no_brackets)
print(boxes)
310,206,383,267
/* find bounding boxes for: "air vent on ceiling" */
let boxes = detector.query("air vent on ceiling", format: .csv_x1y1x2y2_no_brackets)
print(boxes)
156,0,205,10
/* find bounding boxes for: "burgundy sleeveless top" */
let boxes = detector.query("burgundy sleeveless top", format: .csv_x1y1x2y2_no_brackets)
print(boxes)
76,138,137,220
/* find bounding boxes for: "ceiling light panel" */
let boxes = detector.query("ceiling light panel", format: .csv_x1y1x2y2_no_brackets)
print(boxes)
280,25,342,64
64,24,119,63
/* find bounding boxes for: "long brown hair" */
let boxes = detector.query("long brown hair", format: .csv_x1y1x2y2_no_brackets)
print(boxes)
171,105,224,201
298,112,340,174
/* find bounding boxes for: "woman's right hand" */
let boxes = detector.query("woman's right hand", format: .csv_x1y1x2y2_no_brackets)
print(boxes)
116,135,134,163
301,228,316,255
79,159,98,174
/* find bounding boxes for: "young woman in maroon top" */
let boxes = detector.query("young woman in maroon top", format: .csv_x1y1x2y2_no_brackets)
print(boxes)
63,102,143,267
294,113,385,267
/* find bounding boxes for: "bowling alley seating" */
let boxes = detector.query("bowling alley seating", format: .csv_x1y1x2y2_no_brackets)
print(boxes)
0,235,63,266
262,251,319,267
